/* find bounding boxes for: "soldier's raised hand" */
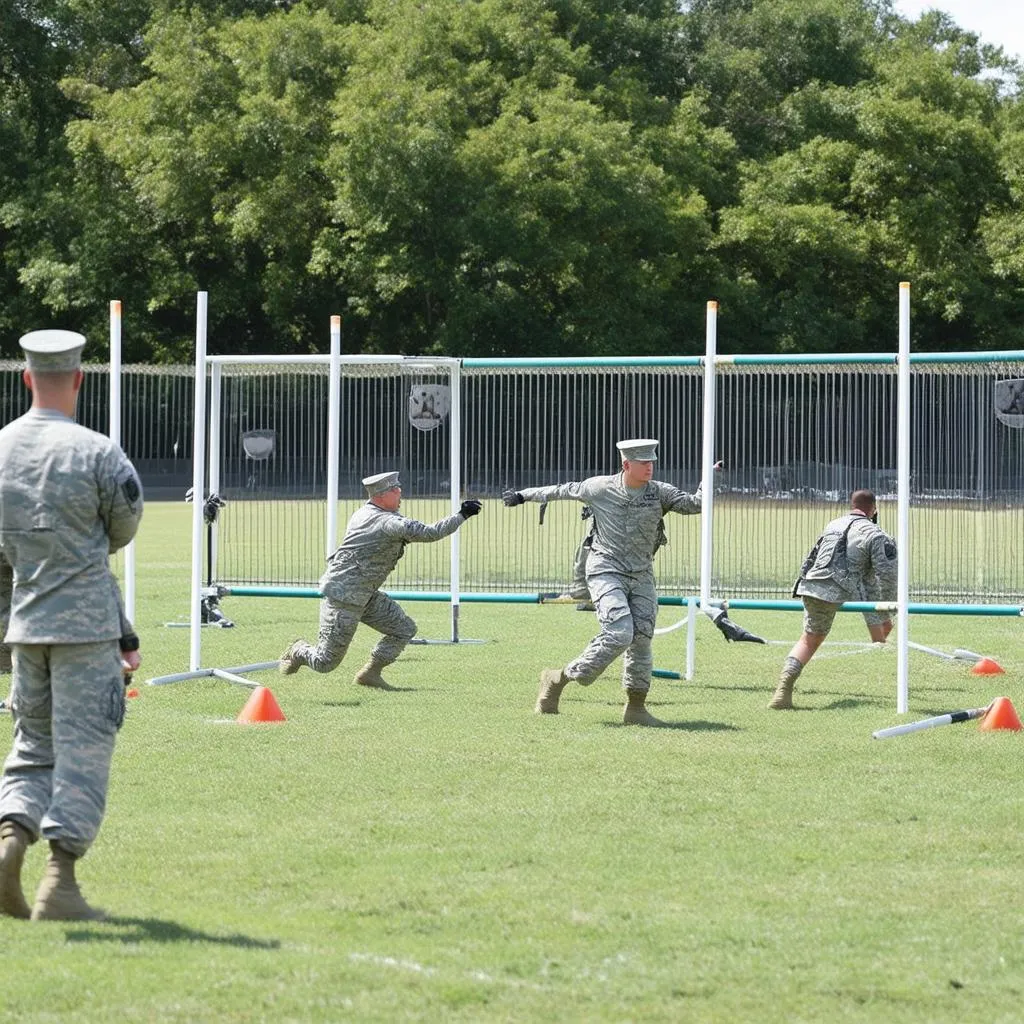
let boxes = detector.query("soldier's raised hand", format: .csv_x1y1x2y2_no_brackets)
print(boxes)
460,499,483,518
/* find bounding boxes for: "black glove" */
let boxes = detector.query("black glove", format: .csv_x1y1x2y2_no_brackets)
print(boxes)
581,505,593,521
203,494,227,525
714,614,767,645
460,499,482,518
502,490,525,507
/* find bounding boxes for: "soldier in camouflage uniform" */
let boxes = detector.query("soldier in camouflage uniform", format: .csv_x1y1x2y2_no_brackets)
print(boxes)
770,489,897,710
279,472,481,688
504,438,705,727
0,557,10,711
0,330,143,922
0,555,11,678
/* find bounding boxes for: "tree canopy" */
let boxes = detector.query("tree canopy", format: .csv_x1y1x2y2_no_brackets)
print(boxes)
2,0,1022,359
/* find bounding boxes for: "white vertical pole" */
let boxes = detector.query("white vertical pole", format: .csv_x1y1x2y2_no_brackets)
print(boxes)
109,300,136,622
896,282,911,713
326,316,342,556
449,360,462,643
685,596,697,681
189,292,209,673
208,363,222,584
699,300,719,620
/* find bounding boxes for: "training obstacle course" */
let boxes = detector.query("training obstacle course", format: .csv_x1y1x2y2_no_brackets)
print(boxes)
11,288,1014,706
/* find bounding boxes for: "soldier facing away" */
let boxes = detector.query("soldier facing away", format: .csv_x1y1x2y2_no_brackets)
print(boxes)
770,488,897,710
504,438,706,727
279,473,481,687
0,330,144,922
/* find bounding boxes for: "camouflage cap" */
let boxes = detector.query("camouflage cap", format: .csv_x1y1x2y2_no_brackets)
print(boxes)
616,438,659,462
363,471,401,496
19,330,86,372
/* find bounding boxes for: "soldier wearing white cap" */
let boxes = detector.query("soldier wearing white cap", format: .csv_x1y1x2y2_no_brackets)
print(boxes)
279,473,482,687
0,330,143,922
503,438,704,726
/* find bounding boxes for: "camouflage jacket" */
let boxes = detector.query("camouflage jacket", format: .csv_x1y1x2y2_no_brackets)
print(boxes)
517,474,702,575
795,511,897,605
0,408,143,644
320,502,464,602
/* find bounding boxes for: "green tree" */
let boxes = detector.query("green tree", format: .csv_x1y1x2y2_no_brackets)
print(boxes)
322,0,720,355
709,6,1017,351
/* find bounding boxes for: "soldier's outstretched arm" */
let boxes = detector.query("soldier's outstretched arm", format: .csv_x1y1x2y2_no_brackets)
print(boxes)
386,509,469,544
504,482,587,506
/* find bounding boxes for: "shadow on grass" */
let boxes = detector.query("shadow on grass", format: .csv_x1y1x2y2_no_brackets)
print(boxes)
601,719,741,732
700,682,772,694
65,916,280,948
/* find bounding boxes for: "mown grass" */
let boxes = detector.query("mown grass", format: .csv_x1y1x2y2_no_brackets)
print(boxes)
1,502,1022,1023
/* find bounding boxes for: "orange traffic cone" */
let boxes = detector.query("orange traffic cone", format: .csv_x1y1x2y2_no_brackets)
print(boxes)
978,696,1022,732
971,657,1004,676
237,686,286,724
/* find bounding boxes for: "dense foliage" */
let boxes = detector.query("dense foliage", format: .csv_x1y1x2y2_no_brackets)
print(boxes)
2,0,1021,359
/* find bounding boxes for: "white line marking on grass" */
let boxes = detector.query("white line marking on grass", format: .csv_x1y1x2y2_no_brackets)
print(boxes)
348,953,547,991
349,953,436,976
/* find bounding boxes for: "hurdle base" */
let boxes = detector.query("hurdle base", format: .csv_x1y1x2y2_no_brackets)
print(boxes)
407,638,489,645
147,661,278,687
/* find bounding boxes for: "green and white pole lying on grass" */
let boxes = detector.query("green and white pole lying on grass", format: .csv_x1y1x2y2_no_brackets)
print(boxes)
872,704,992,740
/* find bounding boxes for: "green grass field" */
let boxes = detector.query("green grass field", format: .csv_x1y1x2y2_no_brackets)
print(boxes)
2,502,1022,1023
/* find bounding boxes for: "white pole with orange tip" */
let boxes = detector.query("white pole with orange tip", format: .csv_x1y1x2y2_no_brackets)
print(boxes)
326,316,342,555
109,300,137,622
686,300,719,680
189,292,209,673
896,282,911,713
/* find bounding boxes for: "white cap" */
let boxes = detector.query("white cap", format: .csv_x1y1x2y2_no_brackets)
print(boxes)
616,438,659,462
19,330,86,372
362,471,401,496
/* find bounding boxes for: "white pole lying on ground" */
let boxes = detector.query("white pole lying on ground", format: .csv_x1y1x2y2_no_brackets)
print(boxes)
873,704,991,740
906,640,955,661
952,648,984,663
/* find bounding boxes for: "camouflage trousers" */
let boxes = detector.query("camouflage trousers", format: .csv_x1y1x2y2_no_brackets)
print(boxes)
565,569,658,692
293,591,417,674
567,534,593,601
0,641,125,858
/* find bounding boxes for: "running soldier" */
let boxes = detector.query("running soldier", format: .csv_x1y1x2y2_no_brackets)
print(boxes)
770,489,897,710
504,438,705,726
0,330,143,921
279,473,481,688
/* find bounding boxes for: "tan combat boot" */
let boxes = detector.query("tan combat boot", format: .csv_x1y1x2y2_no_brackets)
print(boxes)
769,657,802,710
535,669,569,714
354,661,398,691
0,819,32,919
31,842,105,922
623,689,666,727
278,640,304,675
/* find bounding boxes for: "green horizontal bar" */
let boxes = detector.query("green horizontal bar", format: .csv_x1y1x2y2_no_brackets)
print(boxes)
463,356,703,369
223,587,1023,615
727,354,895,366
464,351,1024,369
907,350,1024,364
710,598,1023,616
652,668,682,680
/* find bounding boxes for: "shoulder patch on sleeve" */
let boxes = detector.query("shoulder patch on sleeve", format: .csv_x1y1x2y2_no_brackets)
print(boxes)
118,466,141,507
883,539,897,560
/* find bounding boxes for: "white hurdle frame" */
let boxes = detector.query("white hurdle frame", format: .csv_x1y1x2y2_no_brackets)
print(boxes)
149,294,468,686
